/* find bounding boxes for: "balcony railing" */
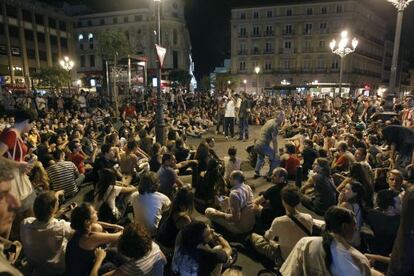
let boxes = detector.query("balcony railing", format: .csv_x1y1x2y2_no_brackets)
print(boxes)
263,31,274,37
251,49,261,55
238,33,248,38
263,49,274,54
282,30,295,35
237,50,248,55
251,32,262,37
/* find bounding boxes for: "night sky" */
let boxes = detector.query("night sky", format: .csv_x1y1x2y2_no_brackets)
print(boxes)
43,0,414,80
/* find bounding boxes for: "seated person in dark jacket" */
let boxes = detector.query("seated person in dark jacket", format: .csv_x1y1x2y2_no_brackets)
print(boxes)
92,144,122,185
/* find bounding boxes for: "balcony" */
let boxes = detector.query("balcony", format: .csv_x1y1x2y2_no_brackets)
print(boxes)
251,49,261,55
282,30,295,36
263,49,274,54
356,49,383,62
302,48,313,53
279,48,297,54
251,32,262,37
237,50,248,55
238,33,248,38
303,31,312,36
263,31,274,37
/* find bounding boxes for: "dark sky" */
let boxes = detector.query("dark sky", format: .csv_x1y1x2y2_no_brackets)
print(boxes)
44,0,414,79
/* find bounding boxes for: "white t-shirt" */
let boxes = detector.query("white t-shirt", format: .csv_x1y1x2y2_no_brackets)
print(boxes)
224,100,235,118
131,191,171,235
20,217,73,275
223,156,241,182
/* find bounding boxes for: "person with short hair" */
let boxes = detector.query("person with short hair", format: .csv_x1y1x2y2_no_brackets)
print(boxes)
387,169,405,214
20,191,74,275
205,170,256,234
106,224,167,275
223,146,241,183
131,171,171,235
250,185,314,263
47,149,85,199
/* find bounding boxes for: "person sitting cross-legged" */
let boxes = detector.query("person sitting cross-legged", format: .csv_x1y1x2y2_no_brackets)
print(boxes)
205,170,256,235
249,185,313,265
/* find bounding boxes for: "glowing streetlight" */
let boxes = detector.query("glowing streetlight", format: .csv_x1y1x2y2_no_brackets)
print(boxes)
243,79,247,93
254,66,260,94
281,79,290,86
384,0,413,109
59,56,74,92
330,30,358,97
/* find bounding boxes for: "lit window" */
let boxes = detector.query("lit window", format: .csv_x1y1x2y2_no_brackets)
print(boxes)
88,33,93,40
78,34,83,41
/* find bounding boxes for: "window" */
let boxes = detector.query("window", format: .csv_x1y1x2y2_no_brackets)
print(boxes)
253,26,260,36
135,15,142,22
113,17,118,24
265,60,272,71
80,43,84,50
240,12,246,19
305,23,312,34
100,19,105,25
239,27,247,37
283,59,290,69
50,36,58,46
239,61,246,71
35,14,44,25
87,20,92,27
331,58,339,69
320,22,327,33
286,8,292,16
8,26,18,38
49,18,56,29
319,40,325,48
88,33,93,40
124,17,129,23
24,30,34,41
307,8,313,15
173,51,178,69
304,39,312,49
39,50,47,61
80,55,85,67
59,21,66,32
78,34,84,41
284,24,293,35
6,5,17,18
267,10,273,17
318,58,325,69
284,40,292,49
304,59,312,69
265,42,272,53
321,7,327,14
27,48,36,59
22,10,32,22
265,25,273,36
253,11,259,19
37,33,45,43
60,37,68,49
173,29,178,45
252,43,259,54
337,5,343,13
90,55,95,67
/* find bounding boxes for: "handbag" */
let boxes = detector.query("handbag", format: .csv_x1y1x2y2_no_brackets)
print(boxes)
287,214,323,236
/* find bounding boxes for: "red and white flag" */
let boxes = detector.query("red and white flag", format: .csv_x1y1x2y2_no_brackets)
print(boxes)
155,44,167,68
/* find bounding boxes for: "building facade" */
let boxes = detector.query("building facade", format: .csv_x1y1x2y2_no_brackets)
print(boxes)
0,0,76,89
74,0,191,86
230,0,389,93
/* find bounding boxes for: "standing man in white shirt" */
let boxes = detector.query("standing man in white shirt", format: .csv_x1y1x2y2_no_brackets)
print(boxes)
224,95,235,140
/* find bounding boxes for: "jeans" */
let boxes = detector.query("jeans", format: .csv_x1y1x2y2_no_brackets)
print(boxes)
254,144,280,177
239,117,249,139
224,117,235,137
216,114,224,132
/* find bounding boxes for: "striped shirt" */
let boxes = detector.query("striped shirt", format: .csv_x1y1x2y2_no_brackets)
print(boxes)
47,161,79,198
119,242,166,275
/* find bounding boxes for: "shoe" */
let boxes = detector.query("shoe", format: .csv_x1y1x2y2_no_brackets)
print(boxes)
253,173,261,179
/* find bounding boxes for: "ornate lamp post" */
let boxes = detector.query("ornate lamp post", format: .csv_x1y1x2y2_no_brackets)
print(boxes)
154,0,165,145
59,56,74,92
254,66,260,94
385,0,413,109
329,30,358,97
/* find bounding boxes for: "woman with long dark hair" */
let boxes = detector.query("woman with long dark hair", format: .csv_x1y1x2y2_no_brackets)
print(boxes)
280,206,382,276
156,187,194,251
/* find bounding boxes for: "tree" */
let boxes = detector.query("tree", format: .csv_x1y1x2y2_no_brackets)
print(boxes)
96,30,133,60
168,70,192,87
32,67,70,90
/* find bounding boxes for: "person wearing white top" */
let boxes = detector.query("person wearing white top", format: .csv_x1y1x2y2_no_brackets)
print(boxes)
223,146,241,183
131,172,171,235
224,96,235,139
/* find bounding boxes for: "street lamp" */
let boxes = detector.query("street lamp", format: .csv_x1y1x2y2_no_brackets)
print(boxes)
154,0,165,145
243,79,247,93
330,30,358,97
281,79,290,86
254,66,260,94
59,56,74,92
385,0,413,110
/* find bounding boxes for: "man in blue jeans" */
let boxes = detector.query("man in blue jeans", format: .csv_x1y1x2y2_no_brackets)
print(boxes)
254,111,285,181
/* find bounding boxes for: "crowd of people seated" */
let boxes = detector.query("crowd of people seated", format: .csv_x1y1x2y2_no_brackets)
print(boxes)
0,88,413,276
